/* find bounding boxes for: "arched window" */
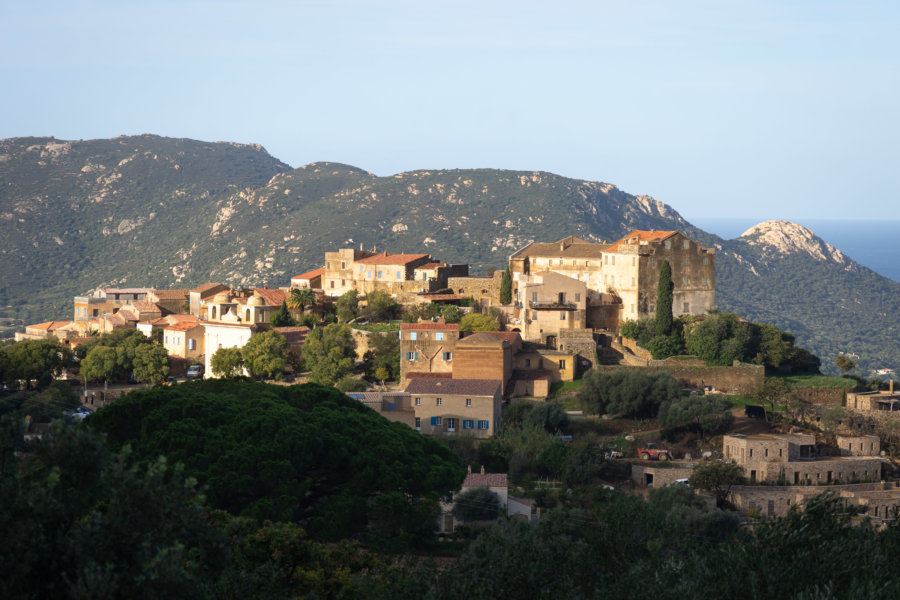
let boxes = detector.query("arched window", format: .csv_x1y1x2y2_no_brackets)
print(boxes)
246,309,251,322
211,306,217,320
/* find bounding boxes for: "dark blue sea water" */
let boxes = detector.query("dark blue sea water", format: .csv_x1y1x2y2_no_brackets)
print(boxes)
689,218,900,284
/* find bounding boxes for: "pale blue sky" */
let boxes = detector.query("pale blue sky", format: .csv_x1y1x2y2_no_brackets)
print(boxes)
2,1,897,221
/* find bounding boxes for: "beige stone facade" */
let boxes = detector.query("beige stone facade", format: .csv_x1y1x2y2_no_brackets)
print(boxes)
508,230,716,330
723,433,884,485
405,378,502,438
163,321,205,361
512,271,588,344
399,322,461,385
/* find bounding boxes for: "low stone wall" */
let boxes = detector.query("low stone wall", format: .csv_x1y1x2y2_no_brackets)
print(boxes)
619,337,653,361
795,386,846,406
594,363,764,395
730,481,899,518
631,464,694,487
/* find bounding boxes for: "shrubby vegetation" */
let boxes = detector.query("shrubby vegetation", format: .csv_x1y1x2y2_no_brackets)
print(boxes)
577,369,680,418
302,323,357,385
78,329,169,384
0,338,72,390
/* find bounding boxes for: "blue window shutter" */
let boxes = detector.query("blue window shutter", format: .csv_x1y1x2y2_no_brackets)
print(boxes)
484,420,489,430
431,416,438,426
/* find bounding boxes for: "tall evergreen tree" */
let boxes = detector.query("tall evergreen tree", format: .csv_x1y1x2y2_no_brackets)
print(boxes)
500,266,513,305
656,259,674,335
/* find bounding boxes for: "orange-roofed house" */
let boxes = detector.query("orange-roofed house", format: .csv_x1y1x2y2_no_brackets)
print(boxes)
291,268,324,290
163,321,205,361
322,247,468,300
508,230,715,330
14,321,74,342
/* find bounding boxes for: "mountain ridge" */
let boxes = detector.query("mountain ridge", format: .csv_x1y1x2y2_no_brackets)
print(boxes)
2,135,897,375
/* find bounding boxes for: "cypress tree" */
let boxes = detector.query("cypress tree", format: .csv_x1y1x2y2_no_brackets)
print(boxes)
656,259,674,335
500,266,513,305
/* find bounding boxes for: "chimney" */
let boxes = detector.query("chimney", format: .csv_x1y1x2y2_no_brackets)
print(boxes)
480,465,485,475
467,464,472,474
559,241,565,251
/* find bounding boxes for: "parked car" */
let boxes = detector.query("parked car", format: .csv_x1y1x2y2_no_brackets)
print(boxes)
64,406,94,420
164,376,177,386
186,365,203,379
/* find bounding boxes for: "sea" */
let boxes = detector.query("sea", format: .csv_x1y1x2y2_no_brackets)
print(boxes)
688,218,900,284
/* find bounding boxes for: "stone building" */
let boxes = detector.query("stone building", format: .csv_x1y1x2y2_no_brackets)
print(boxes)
347,391,417,428
321,247,467,299
513,271,588,345
507,230,716,330
723,433,884,485
404,378,502,438
399,322,461,385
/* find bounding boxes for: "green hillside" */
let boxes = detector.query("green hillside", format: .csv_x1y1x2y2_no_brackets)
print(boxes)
1,135,897,375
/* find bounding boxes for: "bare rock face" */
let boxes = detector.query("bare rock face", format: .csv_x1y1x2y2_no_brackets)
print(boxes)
740,220,851,266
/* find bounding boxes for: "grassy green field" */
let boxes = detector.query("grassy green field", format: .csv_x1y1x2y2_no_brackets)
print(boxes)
773,374,857,389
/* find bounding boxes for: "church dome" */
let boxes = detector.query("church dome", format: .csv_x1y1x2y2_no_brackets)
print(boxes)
212,291,230,303
247,293,266,306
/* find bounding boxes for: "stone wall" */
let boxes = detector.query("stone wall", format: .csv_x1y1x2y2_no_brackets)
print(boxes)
619,337,653,361
448,273,503,306
795,386,846,406
557,329,597,367
593,363,764,395
631,464,694,487
730,482,899,518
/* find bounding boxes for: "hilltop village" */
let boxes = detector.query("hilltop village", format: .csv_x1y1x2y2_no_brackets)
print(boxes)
7,228,900,542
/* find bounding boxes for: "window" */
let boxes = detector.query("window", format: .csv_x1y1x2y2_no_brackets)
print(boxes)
410,332,417,340
466,398,472,407
524,358,531,367
665,240,672,250
477,420,490,430
446,418,457,432
532,292,538,302
436,398,442,406
431,416,442,426
330,281,335,289
463,419,474,430
188,338,196,351
377,271,383,279
560,311,566,320
443,351,452,361
683,302,690,313
585,261,590,266
559,359,566,369
415,417,421,430
359,265,364,272
341,261,346,269
575,293,580,302
396,271,401,279
650,258,656,267
436,332,444,341
414,397,421,406
611,256,615,265
683,240,690,250
367,270,372,278
406,351,418,360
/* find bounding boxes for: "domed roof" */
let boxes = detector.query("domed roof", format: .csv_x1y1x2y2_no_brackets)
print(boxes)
247,293,266,306
212,291,231,303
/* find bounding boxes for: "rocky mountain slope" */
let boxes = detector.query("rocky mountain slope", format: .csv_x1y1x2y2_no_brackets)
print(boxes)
1,135,897,374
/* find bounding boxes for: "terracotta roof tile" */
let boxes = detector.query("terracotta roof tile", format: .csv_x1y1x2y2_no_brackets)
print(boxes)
462,472,508,489
191,282,228,295
132,301,162,313
150,289,190,300
253,288,287,306
26,320,72,331
116,309,139,322
606,230,678,252
405,378,500,396
406,372,453,379
511,236,609,259
292,268,324,280
415,262,445,270
356,253,430,266
165,321,202,332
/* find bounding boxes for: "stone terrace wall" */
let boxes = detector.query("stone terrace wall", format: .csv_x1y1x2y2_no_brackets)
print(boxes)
795,386,846,406
595,363,764,394
631,464,694,487
730,482,898,518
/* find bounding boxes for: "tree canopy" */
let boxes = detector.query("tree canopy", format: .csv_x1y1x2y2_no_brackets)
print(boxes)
577,368,680,418
302,323,357,385
77,329,169,384
242,330,288,379
88,380,466,541
459,312,500,332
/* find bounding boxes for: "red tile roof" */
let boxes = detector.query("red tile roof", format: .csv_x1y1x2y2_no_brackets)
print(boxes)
415,262,445,270
400,322,459,331
462,472,508,489
356,253,429,266
191,282,228,295
116,309,139,322
405,378,501,397
253,288,287,306
477,331,522,344
26,320,71,331
150,289,190,300
606,230,677,252
132,301,162,313
292,268,324,280
165,321,202,332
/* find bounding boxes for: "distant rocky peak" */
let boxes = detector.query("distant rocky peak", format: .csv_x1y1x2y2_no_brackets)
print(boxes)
739,220,850,265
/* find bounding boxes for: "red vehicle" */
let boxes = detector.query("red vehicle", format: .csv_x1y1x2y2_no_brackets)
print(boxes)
638,443,672,461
